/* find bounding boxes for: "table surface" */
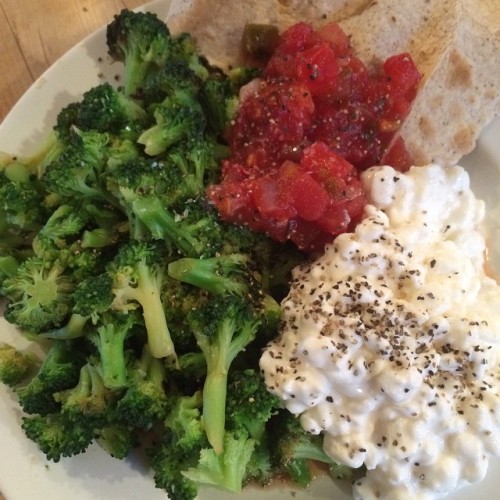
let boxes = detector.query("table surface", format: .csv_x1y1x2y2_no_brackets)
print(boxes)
0,3,154,497
0,0,148,124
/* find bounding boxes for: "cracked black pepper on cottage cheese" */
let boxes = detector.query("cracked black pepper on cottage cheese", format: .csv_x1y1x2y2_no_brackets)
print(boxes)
259,164,500,499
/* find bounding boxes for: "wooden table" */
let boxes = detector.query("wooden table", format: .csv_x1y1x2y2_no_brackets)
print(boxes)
0,4,165,498
0,0,148,124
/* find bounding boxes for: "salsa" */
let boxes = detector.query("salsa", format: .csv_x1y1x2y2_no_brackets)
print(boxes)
207,21,421,251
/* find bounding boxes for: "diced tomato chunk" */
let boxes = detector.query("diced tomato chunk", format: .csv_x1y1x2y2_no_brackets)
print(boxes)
384,53,422,99
287,173,330,222
316,22,351,57
295,42,339,95
380,135,414,172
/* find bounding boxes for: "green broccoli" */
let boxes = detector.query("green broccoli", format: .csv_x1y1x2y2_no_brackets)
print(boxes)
187,294,261,453
226,368,281,442
169,31,211,81
107,240,176,363
87,311,139,390
166,138,220,197
182,429,256,493
21,412,95,462
54,360,117,427
199,76,233,138
15,340,86,415
131,197,227,258
2,257,74,333
42,127,114,205
268,410,351,487
0,162,49,232
142,57,201,106
40,313,90,341
0,343,38,387
77,82,148,134
31,204,89,258
53,83,147,137
72,272,115,320
147,390,206,500
95,423,138,459
137,88,206,156
107,156,201,238
167,253,253,296
116,344,168,430
147,440,200,500
164,390,205,452
106,9,174,98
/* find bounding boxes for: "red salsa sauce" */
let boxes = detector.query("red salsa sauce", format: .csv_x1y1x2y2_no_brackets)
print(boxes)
207,22,421,252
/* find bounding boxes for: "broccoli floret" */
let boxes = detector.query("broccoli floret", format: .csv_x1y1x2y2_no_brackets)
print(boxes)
54,360,114,422
42,128,114,205
226,368,281,442
31,204,89,258
137,89,206,156
2,257,74,333
95,423,138,459
199,76,233,138
148,390,206,500
0,254,20,289
142,58,201,106
132,197,225,258
148,440,200,500
0,343,38,387
187,294,261,453
164,390,205,452
107,240,176,363
182,429,256,493
72,272,115,320
108,156,200,234
30,204,118,282
162,276,209,355
0,162,49,232
87,311,139,390
54,101,83,140
77,82,148,134
54,83,147,137
166,138,220,197
116,344,168,430
54,360,117,427
170,31,211,81
106,9,174,98
15,340,86,415
268,410,348,487
168,253,252,296
21,412,94,462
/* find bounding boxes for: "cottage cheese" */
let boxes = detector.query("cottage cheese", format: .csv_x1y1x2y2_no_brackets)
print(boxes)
259,164,500,499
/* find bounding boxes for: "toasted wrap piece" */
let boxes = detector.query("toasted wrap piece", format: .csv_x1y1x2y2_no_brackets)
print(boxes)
166,0,500,166
166,0,371,69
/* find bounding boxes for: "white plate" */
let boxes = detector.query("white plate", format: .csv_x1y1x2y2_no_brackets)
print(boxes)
0,1,499,499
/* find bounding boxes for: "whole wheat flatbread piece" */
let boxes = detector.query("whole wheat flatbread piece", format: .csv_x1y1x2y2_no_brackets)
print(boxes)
166,0,500,167
166,0,372,69
339,0,500,166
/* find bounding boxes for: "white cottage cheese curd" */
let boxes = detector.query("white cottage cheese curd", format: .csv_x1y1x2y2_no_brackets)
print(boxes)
259,164,500,499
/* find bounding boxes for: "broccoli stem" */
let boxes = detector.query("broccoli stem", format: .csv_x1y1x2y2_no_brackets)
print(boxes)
132,261,177,364
202,350,229,454
131,197,199,255
40,314,89,340
167,255,248,295
92,322,130,390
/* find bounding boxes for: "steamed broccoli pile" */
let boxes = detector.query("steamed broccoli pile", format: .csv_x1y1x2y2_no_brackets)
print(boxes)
0,9,352,499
